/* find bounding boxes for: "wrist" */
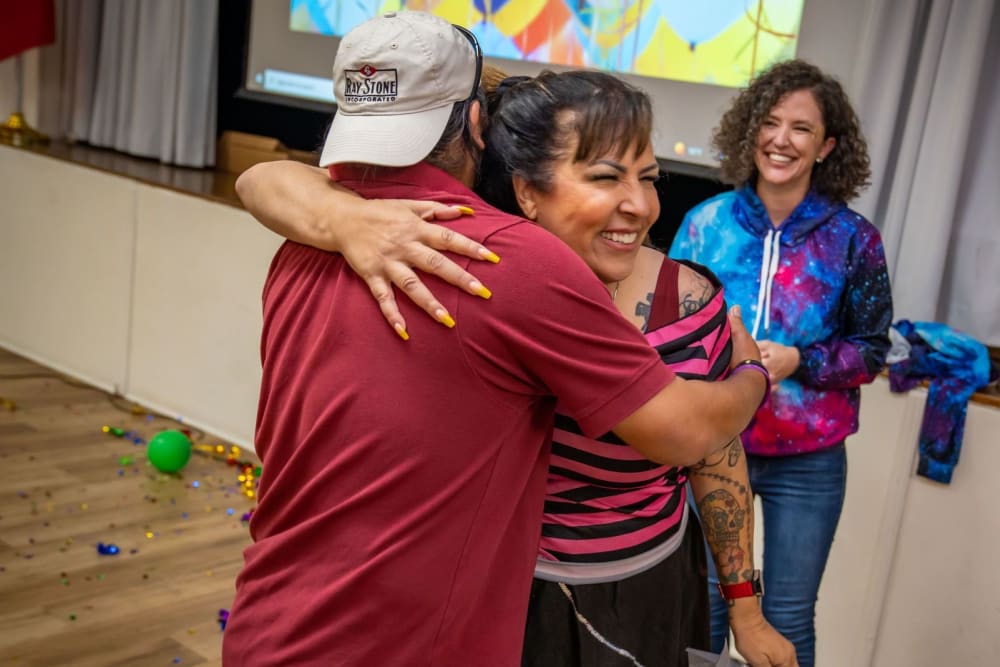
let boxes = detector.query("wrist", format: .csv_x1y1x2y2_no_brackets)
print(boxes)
718,568,763,601
729,359,771,408
726,596,766,626
790,344,808,381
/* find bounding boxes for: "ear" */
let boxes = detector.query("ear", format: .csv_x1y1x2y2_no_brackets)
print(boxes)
467,100,486,151
512,175,539,220
819,136,836,162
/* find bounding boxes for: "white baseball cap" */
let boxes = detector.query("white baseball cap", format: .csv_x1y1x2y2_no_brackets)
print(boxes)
319,11,482,168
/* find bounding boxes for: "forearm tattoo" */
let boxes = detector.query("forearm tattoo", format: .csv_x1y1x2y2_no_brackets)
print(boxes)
689,437,742,472
699,489,748,586
692,439,755,590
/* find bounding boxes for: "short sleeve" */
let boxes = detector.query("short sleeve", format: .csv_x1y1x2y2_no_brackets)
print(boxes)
456,225,674,437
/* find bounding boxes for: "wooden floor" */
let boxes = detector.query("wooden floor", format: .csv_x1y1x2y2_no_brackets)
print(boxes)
0,347,258,666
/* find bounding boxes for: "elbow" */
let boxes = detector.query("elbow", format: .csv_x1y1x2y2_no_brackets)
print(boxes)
633,429,722,468
681,431,732,467
234,164,262,206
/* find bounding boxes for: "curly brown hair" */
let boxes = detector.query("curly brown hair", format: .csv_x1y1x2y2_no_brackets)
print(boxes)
712,59,871,203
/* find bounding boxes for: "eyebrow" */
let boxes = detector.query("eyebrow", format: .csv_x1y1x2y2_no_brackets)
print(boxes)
593,159,660,174
766,113,817,128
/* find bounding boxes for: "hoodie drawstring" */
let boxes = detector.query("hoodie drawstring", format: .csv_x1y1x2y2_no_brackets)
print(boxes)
751,229,782,338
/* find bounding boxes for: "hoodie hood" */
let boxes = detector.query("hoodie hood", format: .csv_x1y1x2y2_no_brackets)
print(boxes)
731,186,846,337
732,185,845,246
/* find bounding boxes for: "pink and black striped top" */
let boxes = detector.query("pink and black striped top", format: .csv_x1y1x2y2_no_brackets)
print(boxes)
535,260,732,583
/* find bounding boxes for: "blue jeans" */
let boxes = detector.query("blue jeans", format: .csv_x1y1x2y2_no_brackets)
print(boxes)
704,443,847,667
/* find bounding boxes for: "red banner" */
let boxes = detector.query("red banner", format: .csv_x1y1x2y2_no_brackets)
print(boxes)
0,0,56,62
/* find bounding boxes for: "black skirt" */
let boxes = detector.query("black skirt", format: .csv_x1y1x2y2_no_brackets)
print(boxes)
521,513,710,667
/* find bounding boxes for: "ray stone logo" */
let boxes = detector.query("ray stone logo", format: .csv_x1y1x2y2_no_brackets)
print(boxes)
343,64,398,104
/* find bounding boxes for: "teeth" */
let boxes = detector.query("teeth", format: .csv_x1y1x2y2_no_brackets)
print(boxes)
601,231,638,244
768,153,793,163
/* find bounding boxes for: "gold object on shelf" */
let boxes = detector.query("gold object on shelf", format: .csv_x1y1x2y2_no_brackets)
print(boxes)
0,111,50,147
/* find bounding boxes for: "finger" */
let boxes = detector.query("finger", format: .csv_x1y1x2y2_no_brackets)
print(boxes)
425,204,467,221
385,264,457,329
421,224,501,264
365,275,410,341
406,245,493,300
379,200,500,263
396,199,479,225
399,200,465,221
728,308,762,365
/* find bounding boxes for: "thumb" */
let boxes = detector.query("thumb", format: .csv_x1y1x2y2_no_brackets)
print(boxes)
728,305,747,331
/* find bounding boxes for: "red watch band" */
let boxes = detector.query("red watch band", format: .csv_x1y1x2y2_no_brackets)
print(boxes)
717,570,763,600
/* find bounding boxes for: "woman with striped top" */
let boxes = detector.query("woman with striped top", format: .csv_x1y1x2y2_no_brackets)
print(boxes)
235,69,796,667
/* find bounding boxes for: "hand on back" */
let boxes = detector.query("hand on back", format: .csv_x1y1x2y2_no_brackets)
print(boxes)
336,199,500,339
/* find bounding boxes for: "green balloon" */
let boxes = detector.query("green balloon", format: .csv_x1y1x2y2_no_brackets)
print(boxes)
147,429,192,473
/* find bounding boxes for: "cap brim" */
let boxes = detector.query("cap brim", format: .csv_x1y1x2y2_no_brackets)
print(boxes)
319,104,455,168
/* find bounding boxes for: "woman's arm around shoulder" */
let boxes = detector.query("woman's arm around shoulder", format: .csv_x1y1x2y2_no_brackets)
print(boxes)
235,159,502,336
612,307,767,466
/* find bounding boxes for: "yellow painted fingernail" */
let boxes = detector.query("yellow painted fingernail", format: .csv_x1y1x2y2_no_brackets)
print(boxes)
470,281,492,299
479,247,501,263
393,323,410,341
456,206,475,216
435,310,456,328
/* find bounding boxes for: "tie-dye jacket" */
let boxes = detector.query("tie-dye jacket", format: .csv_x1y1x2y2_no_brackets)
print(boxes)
670,186,893,456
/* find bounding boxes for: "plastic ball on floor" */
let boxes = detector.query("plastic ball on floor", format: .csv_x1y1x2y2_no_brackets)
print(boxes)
147,429,193,473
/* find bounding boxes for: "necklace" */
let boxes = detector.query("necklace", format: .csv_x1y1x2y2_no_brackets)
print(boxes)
612,281,621,302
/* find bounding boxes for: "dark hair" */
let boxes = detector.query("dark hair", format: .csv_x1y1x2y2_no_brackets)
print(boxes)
713,59,871,203
425,86,488,178
477,70,653,216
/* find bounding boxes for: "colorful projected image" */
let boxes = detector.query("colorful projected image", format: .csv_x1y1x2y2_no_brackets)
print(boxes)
290,1,805,88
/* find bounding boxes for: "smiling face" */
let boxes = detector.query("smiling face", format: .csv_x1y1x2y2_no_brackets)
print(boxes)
754,88,836,200
514,134,661,286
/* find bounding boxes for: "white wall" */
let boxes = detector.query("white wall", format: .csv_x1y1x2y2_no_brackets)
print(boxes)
0,147,134,391
0,144,281,445
127,184,280,445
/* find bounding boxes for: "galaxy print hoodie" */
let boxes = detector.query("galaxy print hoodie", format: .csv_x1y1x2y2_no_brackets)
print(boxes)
670,186,892,456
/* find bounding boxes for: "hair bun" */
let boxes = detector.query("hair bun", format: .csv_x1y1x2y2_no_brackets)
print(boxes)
496,76,531,96
488,75,532,115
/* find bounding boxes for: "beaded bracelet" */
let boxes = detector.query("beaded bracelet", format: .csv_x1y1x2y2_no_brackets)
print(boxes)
730,358,771,409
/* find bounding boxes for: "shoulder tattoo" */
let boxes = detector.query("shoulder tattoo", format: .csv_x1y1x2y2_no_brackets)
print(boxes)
679,271,714,317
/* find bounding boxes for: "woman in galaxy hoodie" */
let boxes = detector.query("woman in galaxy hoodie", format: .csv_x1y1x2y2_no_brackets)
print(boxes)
670,59,892,667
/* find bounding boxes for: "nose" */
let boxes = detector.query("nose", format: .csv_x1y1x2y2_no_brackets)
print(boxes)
619,179,657,222
771,123,791,146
